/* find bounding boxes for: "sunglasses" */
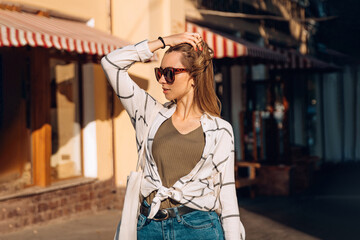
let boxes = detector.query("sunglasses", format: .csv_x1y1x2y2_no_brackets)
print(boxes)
154,67,188,84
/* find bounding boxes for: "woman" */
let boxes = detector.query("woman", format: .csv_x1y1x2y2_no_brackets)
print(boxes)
101,33,245,240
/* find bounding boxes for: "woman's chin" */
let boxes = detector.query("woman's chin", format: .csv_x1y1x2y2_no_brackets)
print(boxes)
164,94,174,101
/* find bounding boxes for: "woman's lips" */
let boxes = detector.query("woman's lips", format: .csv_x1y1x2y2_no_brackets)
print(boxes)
162,88,170,93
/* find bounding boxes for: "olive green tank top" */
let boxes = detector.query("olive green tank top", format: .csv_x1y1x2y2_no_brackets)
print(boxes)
146,117,205,209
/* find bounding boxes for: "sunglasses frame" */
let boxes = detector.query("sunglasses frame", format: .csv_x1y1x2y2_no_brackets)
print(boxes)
154,67,188,84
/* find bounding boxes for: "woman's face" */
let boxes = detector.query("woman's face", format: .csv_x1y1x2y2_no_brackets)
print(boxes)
158,52,194,101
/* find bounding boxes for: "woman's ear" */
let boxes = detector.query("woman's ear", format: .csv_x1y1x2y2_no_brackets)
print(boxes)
190,78,195,87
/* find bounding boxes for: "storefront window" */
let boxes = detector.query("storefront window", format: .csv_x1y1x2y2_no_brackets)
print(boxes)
50,59,82,181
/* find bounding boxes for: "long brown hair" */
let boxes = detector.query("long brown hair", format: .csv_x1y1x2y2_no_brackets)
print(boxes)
165,41,221,117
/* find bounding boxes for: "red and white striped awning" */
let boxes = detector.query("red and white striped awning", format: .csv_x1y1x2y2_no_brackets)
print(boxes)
269,45,340,71
186,22,286,62
0,9,128,56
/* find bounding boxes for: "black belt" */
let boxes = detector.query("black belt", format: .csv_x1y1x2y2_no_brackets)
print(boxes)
140,203,196,221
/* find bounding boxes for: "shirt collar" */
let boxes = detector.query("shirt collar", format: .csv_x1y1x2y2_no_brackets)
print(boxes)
201,111,215,121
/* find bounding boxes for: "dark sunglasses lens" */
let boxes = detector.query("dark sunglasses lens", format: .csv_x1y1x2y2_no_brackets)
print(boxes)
164,68,175,84
155,68,161,81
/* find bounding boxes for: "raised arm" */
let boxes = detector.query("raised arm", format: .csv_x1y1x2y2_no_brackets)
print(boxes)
101,40,162,151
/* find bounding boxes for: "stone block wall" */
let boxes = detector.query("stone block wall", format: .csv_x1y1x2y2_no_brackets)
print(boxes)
0,178,125,234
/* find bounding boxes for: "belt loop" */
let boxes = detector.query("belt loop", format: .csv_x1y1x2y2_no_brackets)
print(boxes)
174,207,181,222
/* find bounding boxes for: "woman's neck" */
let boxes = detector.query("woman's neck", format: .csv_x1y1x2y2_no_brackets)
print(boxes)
174,96,202,121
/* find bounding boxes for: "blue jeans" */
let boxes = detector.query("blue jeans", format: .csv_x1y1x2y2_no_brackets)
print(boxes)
137,204,224,240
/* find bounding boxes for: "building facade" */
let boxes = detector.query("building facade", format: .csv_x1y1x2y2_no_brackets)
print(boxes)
185,0,358,195
0,0,184,233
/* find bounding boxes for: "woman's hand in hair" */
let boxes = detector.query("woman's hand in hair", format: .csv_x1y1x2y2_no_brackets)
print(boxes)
148,32,203,52
163,32,203,49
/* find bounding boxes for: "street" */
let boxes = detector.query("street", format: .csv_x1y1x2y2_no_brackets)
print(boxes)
0,206,320,240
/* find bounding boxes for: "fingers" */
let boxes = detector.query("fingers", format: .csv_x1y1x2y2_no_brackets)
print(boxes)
184,32,203,51
164,32,203,50
183,32,198,50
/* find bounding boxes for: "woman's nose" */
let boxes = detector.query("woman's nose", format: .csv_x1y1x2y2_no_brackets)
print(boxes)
158,75,167,84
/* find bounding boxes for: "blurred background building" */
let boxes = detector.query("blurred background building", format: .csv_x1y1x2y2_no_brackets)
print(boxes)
0,0,359,235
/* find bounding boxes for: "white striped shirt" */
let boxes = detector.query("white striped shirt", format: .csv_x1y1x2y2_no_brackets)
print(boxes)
101,40,245,240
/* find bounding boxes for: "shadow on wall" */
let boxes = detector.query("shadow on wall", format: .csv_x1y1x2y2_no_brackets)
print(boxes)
88,71,149,124
110,73,150,121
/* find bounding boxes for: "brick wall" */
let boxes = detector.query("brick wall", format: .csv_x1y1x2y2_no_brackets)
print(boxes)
0,178,125,234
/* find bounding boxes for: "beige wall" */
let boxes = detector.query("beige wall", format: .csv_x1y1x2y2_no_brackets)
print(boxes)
93,64,114,180
6,0,110,32
112,0,185,42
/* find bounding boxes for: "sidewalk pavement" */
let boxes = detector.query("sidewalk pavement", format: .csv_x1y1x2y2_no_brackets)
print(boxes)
3,163,359,240
0,207,319,240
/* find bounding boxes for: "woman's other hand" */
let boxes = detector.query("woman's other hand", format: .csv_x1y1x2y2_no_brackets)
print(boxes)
148,32,203,53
